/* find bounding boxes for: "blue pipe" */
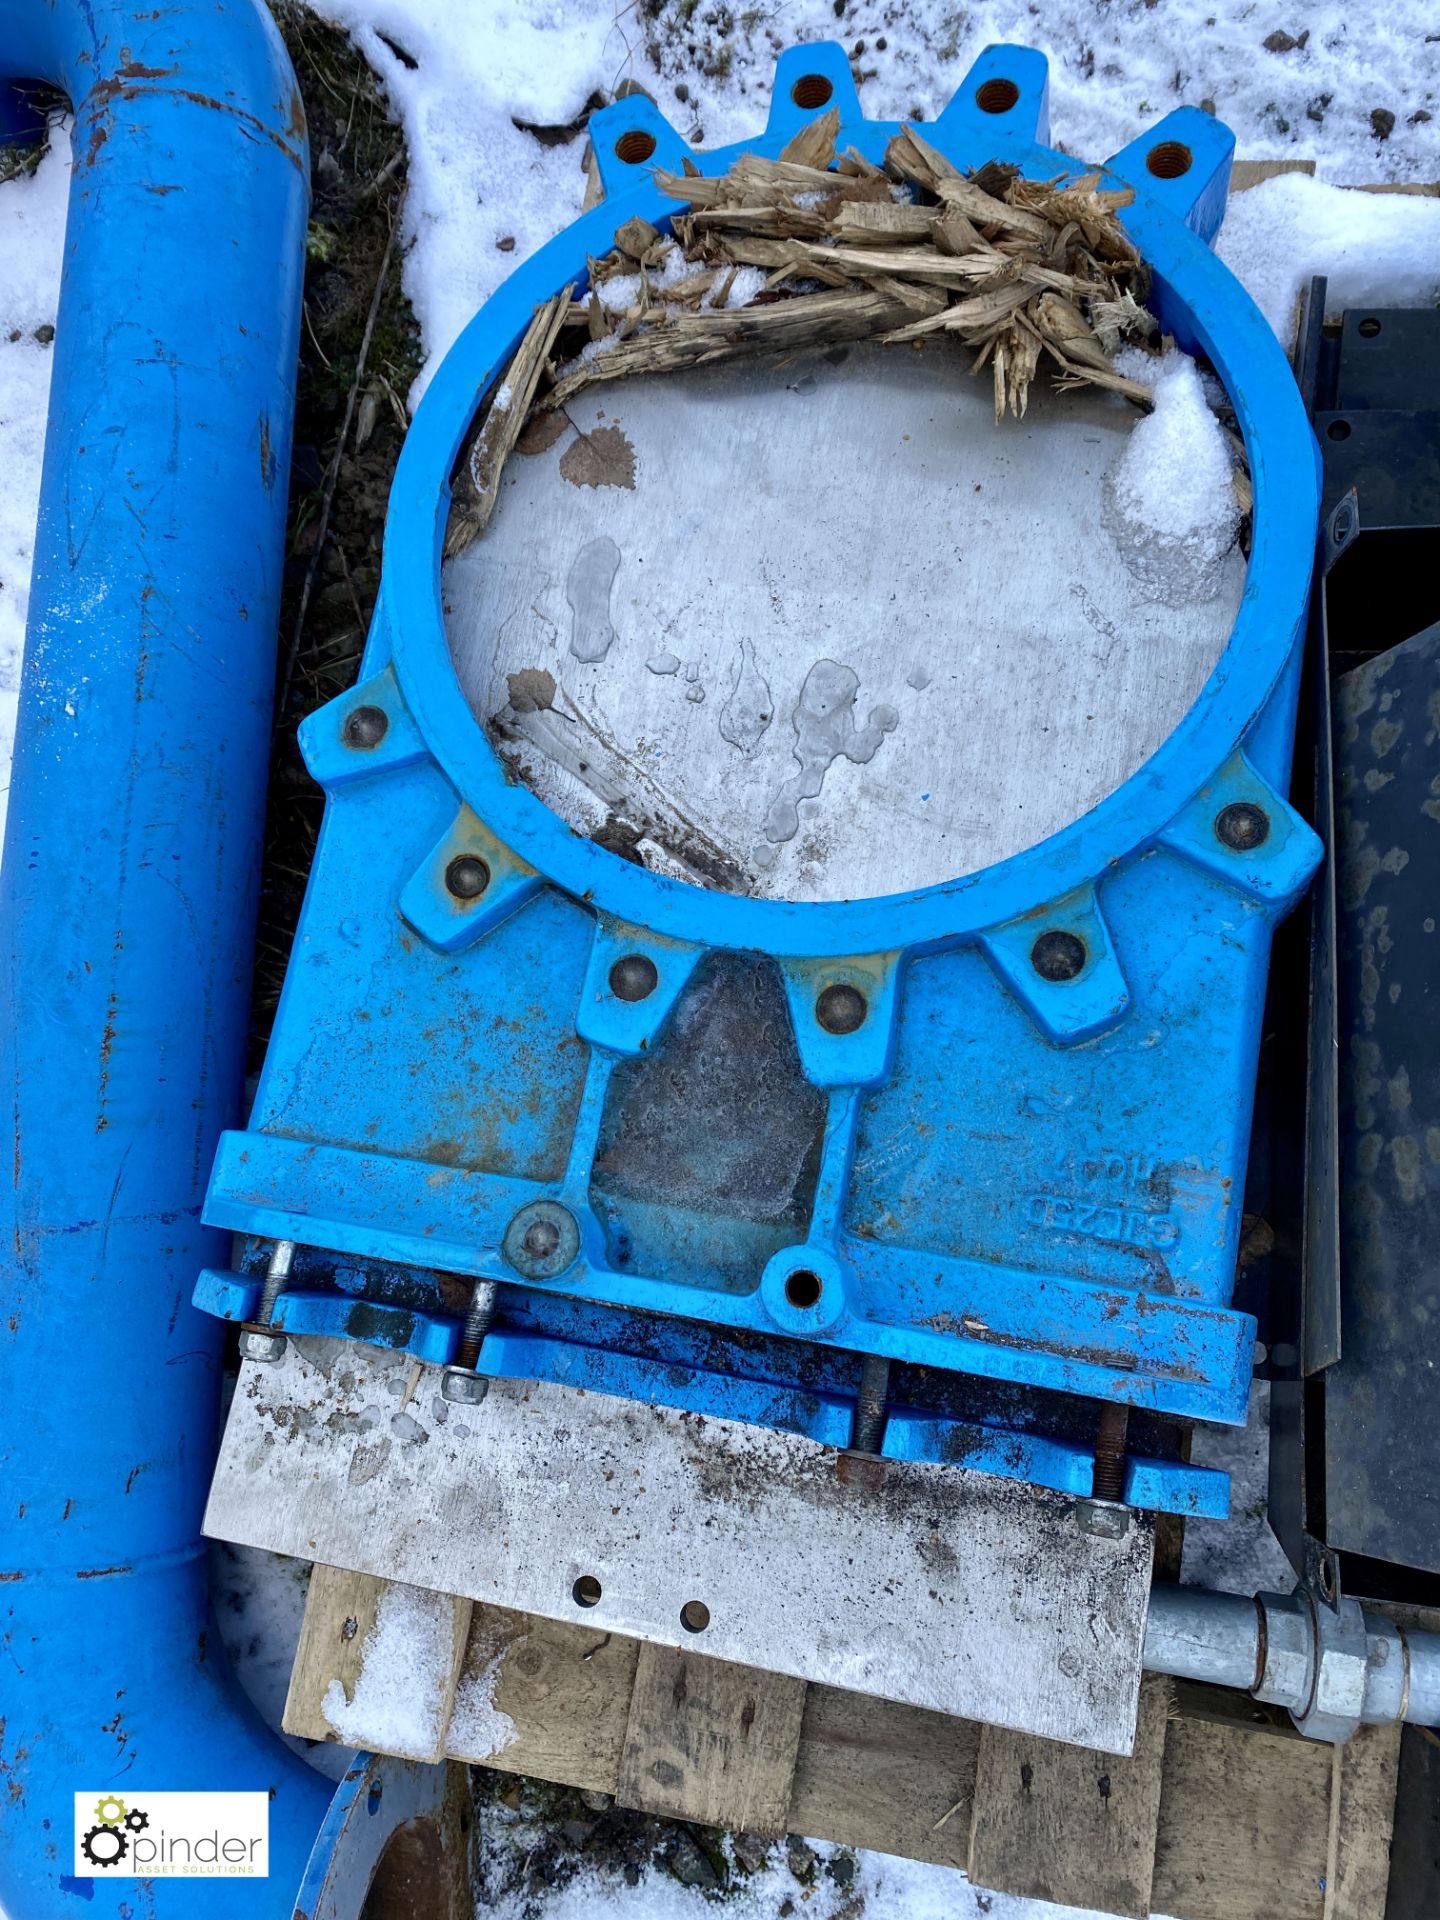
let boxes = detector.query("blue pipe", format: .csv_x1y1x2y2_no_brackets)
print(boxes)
0,5,330,1912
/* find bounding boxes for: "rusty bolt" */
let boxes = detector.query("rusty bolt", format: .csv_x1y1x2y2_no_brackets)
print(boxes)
445,854,490,900
343,704,389,749
1216,801,1270,851
1092,1401,1130,1504
609,953,658,1002
1031,929,1087,981
816,982,867,1034
454,1278,498,1371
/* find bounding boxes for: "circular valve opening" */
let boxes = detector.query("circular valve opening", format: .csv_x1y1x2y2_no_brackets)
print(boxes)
444,344,1245,904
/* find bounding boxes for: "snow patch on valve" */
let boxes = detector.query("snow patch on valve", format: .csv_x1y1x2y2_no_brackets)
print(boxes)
1104,348,1242,609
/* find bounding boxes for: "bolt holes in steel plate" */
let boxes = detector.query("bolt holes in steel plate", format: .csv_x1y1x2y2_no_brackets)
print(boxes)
613,129,657,165
680,1600,711,1634
791,74,834,109
1327,419,1351,441
785,1269,824,1309
573,1574,602,1608
1357,317,1381,338
1147,141,1193,179
976,78,1020,113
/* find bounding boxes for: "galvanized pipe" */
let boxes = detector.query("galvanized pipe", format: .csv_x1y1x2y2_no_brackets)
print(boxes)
1145,1583,1440,1741
0,7,329,1914
1143,1582,1264,1693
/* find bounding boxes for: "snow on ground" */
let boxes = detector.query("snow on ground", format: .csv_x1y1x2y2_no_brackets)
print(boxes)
306,0,1440,400
474,1814,1109,1920
1218,169,1440,339
0,118,67,851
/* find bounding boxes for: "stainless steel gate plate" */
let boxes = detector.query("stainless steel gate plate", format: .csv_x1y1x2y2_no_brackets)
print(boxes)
206,1334,1155,1753
444,340,1245,902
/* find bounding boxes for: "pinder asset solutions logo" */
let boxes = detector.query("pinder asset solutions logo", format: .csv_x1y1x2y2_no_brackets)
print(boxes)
74,1792,269,1877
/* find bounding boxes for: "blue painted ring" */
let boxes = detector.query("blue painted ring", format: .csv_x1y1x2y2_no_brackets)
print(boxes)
382,94,1318,960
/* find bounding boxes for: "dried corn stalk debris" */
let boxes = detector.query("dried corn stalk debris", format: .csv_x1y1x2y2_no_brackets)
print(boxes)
444,106,1251,557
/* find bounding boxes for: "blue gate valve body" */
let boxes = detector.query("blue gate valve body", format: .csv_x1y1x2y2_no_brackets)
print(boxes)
197,42,1321,1523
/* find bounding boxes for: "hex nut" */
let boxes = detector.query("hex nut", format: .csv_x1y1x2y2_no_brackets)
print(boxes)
1076,1498,1130,1541
1294,1596,1368,1744
441,1367,489,1406
239,1327,287,1364
1257,1592,1314,1714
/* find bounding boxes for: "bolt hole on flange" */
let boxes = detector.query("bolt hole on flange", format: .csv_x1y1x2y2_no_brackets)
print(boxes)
613,128,657,165
976,77,1021,114
1358,317,1382,338
1146,140,1193,179
445,854,490,900
1031,929,1087,982
573,1574,602,1608
790,73,834,109
680,1600,711,1633
1215,800,1270,851
343,704,388,749
609,953,659,1002
816,982,867,1034
1328,419,1352,441
785,1269,824,1309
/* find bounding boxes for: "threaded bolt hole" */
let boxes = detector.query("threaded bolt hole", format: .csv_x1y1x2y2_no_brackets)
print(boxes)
790,74,834,109
613,129,657,165
977,77,1020,113
1147,140,1193,178
785,1269,823,1309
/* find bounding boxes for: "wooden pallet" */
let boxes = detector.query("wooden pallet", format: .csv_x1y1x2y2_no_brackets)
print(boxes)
285,1565,1401,1920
